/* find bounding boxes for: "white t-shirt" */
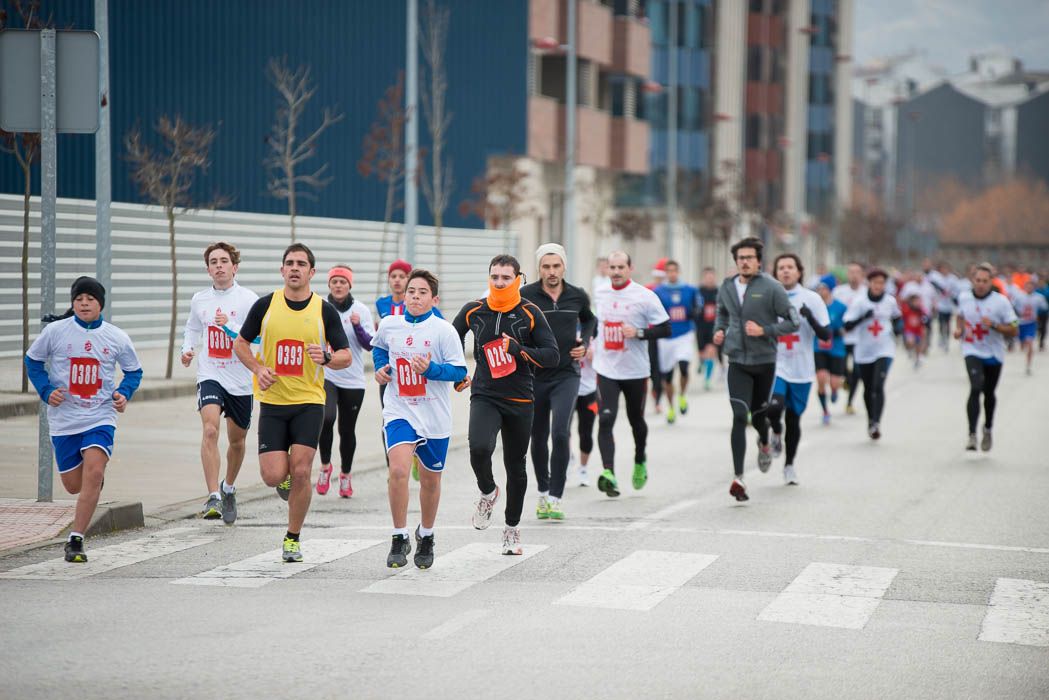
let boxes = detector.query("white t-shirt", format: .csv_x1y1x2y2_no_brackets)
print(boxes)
27,316,142,436
928,271,959,313
324,299,374,389
181,282,258,395
775,286,830,383
832,284,867,345
371,313,465,439
592,281,670,380
734,276,748,305
1013,290,1047,326
957,290,1018,362
843,293,901,364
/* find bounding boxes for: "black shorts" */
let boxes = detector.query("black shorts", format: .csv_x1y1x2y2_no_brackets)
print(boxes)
696,323,715,349
197,380,252,430
258,403,324,454
814,353,846,376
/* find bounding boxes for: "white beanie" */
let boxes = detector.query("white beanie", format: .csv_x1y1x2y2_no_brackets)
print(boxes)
535,243,567,269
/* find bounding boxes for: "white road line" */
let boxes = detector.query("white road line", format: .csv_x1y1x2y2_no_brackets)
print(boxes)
171,539,382,589
421,608,491,640
363,542,548,598
758,562,898,629
0,530,216,581
626,499,701,530
554,550,718,611
979,577,1049,647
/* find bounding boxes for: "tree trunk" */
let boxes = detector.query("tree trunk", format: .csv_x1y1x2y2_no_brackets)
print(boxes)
20,163,31,393
166,209,177,380
434,212,443,280
288,170,297,243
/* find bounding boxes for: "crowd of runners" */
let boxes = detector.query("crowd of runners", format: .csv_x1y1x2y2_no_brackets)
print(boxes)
25,238,1046,565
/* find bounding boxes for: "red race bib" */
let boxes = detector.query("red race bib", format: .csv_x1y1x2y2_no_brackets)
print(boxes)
274,339,305,376
703,303,716,323
604,322,625,351
483,338,517,378
669,306,687,322
69,357,102,399
817,338,833,351
207,325,233,359
396,357,427,397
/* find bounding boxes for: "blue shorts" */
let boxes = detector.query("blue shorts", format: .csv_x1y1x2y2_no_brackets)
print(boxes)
1019,323,1036,342
51,425,115,473
383,419,449,473
772,377,812,416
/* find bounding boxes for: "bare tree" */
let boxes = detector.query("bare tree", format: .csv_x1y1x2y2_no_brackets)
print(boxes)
459,157,534,251
125,117,229,379
419,0,454,277
264,57,344,242
0,0,45,392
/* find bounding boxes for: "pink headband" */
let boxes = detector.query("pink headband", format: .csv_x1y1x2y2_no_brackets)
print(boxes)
328,266,353,284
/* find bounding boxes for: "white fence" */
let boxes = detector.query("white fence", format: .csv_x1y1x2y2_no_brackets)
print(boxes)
0,195,517,358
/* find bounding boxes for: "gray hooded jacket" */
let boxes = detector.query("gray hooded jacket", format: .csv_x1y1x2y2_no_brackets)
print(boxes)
714,273,800,365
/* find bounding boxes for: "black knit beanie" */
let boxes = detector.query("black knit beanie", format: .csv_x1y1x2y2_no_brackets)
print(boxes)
71,276,106,310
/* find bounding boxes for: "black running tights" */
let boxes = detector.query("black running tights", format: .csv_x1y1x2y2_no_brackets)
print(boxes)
767,395,802,466
726,363,776,477
319,382,365,472
575,391,598,456
857,358,892,425
965,356,1002,433
597,375,648,473
469,395,533,527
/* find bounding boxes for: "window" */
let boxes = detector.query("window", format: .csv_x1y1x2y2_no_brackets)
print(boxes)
747,46,763,82
747,114,763,149
649,0,667,45
750,0,765,13
647,92,668,129
539,55,567,102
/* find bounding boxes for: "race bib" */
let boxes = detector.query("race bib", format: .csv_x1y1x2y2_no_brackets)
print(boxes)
669,306,688,323
274,339,305,376
603,322,625,351
69,357,102,399
483,338,517,379
817,338,833,351
703,303,716,323
207,325,233,359
1023,307,1035,322
396,357,427,397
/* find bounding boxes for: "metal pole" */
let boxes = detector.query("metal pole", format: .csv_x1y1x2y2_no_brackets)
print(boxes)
38,28,58,503
95,0,112,317
404,0,418,264
563,0,577,280
666,0,678,260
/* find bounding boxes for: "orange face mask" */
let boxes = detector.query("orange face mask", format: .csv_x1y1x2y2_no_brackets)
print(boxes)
487,275,522,313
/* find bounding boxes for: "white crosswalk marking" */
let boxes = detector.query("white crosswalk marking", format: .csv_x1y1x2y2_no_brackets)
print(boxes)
554,550,719,611
171,539,382,588
758,562,898,629
0,528,215,581
363,542,548,598
979,578,1049,647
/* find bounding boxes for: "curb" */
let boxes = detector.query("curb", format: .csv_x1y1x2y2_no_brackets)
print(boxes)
0,499,146,559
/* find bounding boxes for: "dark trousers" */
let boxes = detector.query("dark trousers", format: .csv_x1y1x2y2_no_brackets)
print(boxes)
965,356,1002,433
575,391,598,456
469,394,533,527
726,363,776,477
597,375,649,473
319,382,365,472
857,357,892,425
530,375,580,499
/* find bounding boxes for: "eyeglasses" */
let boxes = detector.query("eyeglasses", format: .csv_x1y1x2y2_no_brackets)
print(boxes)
735,255,758,261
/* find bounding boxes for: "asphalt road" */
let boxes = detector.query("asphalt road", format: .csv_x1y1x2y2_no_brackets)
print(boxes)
1,349,1047,699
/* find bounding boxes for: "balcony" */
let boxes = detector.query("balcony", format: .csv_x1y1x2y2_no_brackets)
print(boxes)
746,13,785,48
746,82,784,114
744,148,783,182
612,16,651,78
610,116,649,174
528,95,649,173
529,0,614,66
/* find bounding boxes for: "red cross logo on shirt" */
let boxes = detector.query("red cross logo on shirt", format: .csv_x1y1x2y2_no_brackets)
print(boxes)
972,323,988,341
868,320,884,336
778,334,801,349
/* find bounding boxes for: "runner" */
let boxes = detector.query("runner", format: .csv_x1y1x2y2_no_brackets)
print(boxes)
899,291,930,369
372,269,467,568
1037,274,1049,351
180,242,258,524
833,262,867,414
695,267,722,390
713,237,799,502
814,277,847,425
928,262,959,353
316,265,374,498
1012,279,1047,375
233,243,351,563
453,255,559,554
592,251,671,498
24,277,143,562
521,243,596,521
572,341,599,487
764,254,831,486
653,260,699,424
646,258,668,415
842,268,901,440
955,263,1018,451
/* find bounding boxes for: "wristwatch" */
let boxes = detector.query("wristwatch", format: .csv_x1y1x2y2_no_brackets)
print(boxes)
321,349,332,365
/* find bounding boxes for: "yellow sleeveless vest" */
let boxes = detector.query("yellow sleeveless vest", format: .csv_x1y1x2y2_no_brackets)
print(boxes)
255,291,326,405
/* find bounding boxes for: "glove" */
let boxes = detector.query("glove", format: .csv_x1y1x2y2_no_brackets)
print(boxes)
800,304,814,321
501,333,521,357
862,308,875,321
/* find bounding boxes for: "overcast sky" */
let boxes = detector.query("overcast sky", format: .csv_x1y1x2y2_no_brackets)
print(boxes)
854,0,1049,74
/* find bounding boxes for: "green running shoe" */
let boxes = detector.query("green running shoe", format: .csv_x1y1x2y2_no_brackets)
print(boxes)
64,536,87,563
632,462,648,490
282,537,302,563
679,396,689,415
597,469,620,498
276,475,292,501
666,406,676,424
411,457,420,482
547,498,564,520
200,495,222,520
536,495,550,520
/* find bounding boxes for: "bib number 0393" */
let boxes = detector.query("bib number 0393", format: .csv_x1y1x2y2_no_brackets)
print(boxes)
274,339,305,376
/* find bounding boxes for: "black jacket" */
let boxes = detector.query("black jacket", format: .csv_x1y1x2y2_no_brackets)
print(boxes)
452,297,560,402
520,280,597,382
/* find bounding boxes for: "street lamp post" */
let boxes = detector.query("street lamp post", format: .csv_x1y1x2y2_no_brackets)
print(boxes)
666,0,678,260
405,0,418,264
564,0,577,281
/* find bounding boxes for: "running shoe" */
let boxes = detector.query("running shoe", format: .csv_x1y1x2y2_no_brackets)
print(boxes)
831,389,839,403
471,487,500,530
221,488,237,525
547,498,564,520
966,433,978,451
869,422,881,440
577,465,590,487
845,404,856,415
200,495,222,520
387,534,411,568
64,536,87,563
704,379,712,392
679,396,689,415
597,469,620,497
729,478,749,502
316,464,333,495
821,412,831,426
414,526,435,569
666,406,676,424
756,438,772,473
502,526,523,555
783,464,799,485
536,495,550,520
276,475,292,501
632,462,648,490
282,537,302,563
770,432,783,459
411,457,420,482
338,473,353,498
981,428,993,452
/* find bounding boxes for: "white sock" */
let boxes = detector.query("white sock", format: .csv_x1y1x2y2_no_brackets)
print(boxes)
538,491,549,498
69,531,83,541
209,491,221,500
418,525,434,537
548,496,560,505
393,527,410,538
483,489,497,500
221,481,235,495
